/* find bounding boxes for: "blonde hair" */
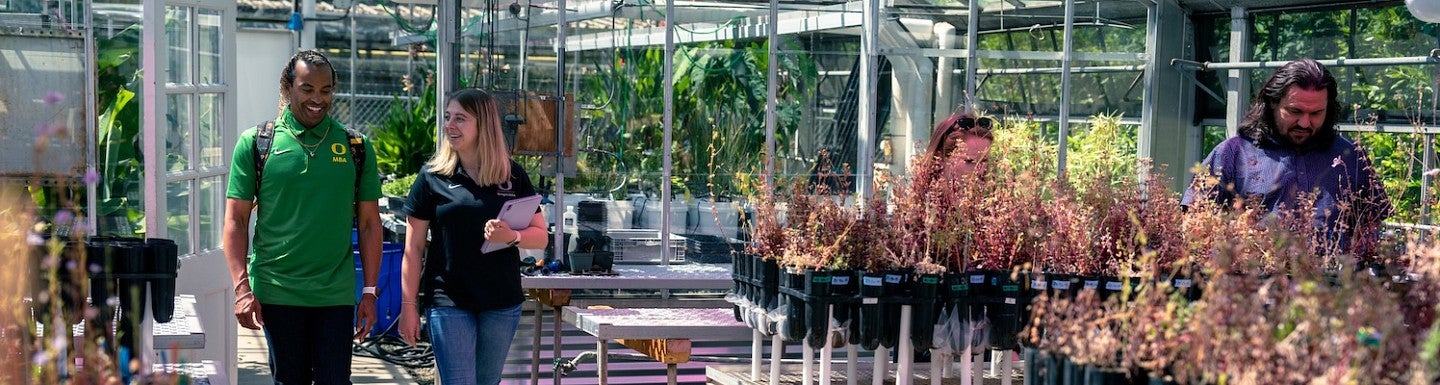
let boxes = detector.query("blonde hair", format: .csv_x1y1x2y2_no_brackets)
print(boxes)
425,89,512,185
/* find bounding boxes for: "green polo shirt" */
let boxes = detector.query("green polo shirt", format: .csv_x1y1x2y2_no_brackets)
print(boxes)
226,109,382,307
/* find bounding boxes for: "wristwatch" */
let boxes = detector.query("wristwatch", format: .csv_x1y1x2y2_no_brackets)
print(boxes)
361,286,377,297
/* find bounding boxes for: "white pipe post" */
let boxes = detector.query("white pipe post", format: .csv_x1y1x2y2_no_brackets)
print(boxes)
873,347,888,385
771,335,784,385
990,350,1002,377
751,329,763,381
804,342,815,385
660,0,675,265
959,346,972,385
1001,350,1013,384
898,305,913,385
847,343,858,385
821,305,834,385
931,349,943,385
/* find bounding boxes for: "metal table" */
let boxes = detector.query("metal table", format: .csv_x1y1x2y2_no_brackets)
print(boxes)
152,294,205,349
563,307,752,385
520,263,733,385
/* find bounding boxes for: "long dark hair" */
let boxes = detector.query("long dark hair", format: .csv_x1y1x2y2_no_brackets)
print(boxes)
1238,58,1340,145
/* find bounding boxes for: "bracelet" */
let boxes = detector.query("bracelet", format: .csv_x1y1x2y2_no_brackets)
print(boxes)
235,291,254,303
234,277,250,291
508,230,522,247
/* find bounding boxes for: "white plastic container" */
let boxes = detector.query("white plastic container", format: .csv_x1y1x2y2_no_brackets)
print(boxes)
636,197,689,235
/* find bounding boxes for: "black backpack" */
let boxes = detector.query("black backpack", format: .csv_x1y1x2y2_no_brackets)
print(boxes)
252,120,367,215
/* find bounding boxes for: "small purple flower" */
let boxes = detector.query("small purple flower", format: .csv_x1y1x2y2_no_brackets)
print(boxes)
84,169,100,185
1331,155,1343,168
43,91,65,106
55,210,73,225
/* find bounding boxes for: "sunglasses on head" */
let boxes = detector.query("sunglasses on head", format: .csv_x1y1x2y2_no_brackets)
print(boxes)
955,117,995,131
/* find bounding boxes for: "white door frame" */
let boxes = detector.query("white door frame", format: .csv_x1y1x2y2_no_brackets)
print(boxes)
141,0,239,382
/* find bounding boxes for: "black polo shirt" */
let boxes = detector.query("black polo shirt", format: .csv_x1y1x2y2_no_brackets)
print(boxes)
403,160,537,311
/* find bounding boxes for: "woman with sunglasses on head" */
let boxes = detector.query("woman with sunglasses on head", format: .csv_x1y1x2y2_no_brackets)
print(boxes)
924,111,996,178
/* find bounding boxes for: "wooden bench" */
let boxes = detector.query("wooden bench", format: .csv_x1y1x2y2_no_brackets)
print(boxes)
562,306,753,385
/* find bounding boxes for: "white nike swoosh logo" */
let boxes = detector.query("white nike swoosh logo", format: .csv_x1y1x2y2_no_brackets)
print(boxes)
273,149,292,154
448,184,462,189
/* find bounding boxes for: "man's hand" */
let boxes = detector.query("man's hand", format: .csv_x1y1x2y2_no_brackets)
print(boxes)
235,291,264,330
354,294,377,341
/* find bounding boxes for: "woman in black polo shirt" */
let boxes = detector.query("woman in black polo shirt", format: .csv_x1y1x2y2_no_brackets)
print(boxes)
397,89,547,384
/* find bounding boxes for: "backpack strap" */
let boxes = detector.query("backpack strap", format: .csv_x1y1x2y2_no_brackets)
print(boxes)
253,121,276,202
345,128,366,217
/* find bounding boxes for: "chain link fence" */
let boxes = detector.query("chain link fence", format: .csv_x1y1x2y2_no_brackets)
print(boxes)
332,93,419,135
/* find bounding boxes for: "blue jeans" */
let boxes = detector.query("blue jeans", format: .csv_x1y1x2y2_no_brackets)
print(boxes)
427,304,523,385
261,303,355,385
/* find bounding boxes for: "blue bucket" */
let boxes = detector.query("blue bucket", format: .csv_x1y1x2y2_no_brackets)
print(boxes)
355,242,404,338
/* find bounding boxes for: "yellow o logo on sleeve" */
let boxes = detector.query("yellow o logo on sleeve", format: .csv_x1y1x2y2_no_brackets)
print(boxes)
331,143,348,155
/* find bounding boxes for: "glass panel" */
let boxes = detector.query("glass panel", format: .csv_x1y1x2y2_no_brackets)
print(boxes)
165,6,192,85
197,9,222,85
167,94,192,172
167,180,194,255
198,176,224,252
199,93,222,168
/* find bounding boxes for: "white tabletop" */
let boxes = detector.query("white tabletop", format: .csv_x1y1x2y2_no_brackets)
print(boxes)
522,263,734,290
152,294,204,349
562,307,752,340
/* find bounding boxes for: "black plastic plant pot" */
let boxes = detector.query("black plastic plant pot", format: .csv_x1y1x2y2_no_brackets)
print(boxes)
1101,276,1124,302
1045,353,1064,385
1047,273,1074,299
732,253,748,301
946,272,973,322
1083,365,1131,385
828,269,855,324
804,269,832,349
759,259,780,311
909,274,941,349
858,270,885,350
971,271,995,296
146,238,179,323
987,280,1024,350
1079,276,1102,298
880,270,907,348
780,270,807,342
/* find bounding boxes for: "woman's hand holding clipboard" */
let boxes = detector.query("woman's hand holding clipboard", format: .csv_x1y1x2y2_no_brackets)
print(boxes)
481,194,543,253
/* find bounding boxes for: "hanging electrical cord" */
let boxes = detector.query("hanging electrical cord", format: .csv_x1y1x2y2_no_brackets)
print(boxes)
380,0,436,34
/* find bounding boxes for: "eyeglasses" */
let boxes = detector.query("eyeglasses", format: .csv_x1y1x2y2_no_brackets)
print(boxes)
955,117,995,131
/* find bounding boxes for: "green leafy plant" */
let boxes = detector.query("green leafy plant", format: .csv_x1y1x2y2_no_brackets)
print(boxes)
381,173,417,198
370,81,437,178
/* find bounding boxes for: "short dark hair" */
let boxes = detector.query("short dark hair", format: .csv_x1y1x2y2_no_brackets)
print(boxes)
279,49,336,92
1238,58,1340,142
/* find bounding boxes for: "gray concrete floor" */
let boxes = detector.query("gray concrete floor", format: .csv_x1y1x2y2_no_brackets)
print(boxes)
235,323,418,385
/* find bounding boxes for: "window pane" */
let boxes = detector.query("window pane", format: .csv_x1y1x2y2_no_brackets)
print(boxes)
165,6,192,84
199,93,222,168
198,176,224,252
197,9,222,85
166,94,192,171
167,180,193,255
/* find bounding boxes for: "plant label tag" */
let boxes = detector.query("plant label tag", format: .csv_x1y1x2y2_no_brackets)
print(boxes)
1004,298,1016,305
1174,278,1193,288
970,275,985,284
1031,279,1047,290
863,276,883,287
884,274,902,284
922,276,940,284
812,275,831,284
1083,281,1099,290
1105,281,1123,291
830,276,850,286
862,298,879,305
1051,280,1070,290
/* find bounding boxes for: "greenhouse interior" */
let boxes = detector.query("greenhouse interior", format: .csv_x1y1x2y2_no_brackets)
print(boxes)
6,0,1440,384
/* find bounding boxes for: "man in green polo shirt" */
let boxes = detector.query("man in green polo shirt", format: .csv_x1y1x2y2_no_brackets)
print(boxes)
223,50,383,385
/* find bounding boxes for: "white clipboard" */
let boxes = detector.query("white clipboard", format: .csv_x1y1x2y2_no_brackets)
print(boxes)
481,194,543,253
